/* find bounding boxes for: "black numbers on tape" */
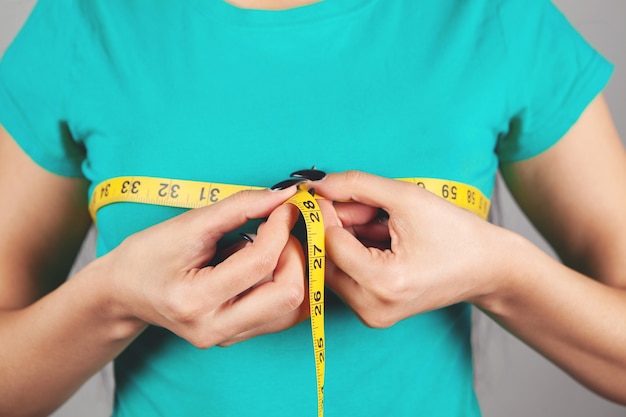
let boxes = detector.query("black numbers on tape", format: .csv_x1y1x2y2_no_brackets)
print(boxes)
479,197,486,211
467,190,476,205
302,199,321,223
442,184,457,200
121,180,141,194
313,258,323,270
99,183,110,198
159,183,180,199
199,187,220,203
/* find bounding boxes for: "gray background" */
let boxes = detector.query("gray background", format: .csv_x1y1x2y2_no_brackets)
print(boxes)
1,0,625,416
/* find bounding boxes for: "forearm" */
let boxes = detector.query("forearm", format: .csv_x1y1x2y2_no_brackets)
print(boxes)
0,258,146,417
475,231,626,404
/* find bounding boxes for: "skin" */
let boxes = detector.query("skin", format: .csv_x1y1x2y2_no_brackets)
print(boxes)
226,0,321,10
0,126,308,417
1,0,625,414
3,94,625,415
310,94,626,404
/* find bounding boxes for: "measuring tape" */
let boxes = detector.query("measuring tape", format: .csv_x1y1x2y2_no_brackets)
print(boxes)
89,175,490,417
89,176,490,220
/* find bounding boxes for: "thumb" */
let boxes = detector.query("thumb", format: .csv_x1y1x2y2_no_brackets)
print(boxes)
179,186,297,241
307,171,415,218
324,224,384,285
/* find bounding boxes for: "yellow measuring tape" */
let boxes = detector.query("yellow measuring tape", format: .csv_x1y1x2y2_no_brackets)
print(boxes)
89,175,490,417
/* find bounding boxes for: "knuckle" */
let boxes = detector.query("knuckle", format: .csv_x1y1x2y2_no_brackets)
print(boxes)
230,189,251,205
343,169,367,186
226,190,258,218
169,303,198,325
116,233,144,261
185,321,226,349
388,278,409,300
360,309,397,329
373,273,408,303
188,333,218,350
280,279,305,311
163,291,202,325
253,251,279,277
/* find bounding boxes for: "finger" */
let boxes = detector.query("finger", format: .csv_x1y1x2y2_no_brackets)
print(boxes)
308,171,428,217
332,201,379,228
324,224,389,286
212,234,256,266
218,307,308,347
318,199,389,244
324,260,369,321
333,201,389,242
352,222,391,244
219,270,309,346
198,203,299,302
213,234,306,344
320,189,395,286
174,186,297,243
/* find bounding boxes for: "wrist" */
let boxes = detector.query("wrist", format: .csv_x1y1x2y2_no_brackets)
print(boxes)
469,227,536,316
74,255,147,342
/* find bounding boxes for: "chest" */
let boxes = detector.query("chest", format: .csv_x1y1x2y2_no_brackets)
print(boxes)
72,4,509,251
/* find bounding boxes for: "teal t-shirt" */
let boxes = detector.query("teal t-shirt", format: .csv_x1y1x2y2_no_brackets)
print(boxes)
0,0,612,416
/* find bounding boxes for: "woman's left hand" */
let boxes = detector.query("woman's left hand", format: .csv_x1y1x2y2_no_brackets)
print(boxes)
312,171,508,328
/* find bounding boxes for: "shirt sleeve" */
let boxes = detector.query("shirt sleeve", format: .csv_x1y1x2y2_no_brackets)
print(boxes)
0,0,85,177
495,0,614,163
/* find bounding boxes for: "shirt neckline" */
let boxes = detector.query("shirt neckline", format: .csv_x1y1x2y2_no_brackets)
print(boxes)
192,0,378,28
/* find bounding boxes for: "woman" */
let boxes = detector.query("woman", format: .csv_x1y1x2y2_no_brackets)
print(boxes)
1,0,625,416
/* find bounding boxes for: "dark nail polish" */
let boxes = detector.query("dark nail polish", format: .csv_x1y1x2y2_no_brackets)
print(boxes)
289,169,327,181
239,233,254,243
270,178,304,191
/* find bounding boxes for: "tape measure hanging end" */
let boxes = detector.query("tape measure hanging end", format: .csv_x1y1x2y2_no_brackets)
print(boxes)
286,187,326,417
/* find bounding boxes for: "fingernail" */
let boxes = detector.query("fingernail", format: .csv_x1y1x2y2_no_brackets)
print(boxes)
239,233,255,243
289,169,327,181
270,178,304,191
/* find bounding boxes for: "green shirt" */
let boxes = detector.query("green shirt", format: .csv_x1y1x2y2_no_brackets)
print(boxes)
0,0,612,415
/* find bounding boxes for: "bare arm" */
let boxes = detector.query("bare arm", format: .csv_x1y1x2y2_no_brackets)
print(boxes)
500,95,626,287
0,125,308,417
492,93,626,402
310,94,626,404
0,125,145,417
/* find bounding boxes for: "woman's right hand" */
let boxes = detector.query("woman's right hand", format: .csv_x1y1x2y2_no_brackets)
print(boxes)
97,187,307,348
